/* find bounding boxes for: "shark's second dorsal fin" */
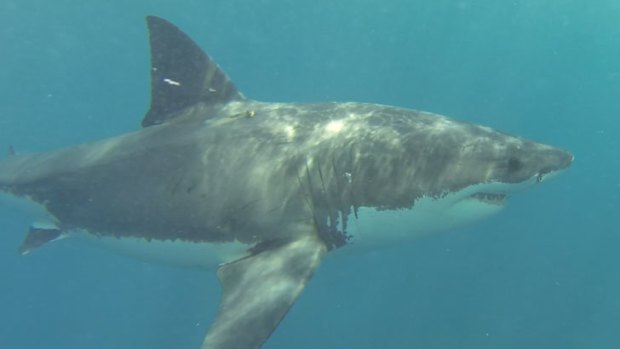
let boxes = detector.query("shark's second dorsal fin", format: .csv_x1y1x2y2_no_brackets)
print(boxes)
142,16,245,127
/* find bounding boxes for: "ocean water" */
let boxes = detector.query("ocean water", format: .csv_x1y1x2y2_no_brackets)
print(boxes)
0,1,618,348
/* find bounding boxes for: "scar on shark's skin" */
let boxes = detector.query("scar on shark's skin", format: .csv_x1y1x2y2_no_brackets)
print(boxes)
0,15,573,349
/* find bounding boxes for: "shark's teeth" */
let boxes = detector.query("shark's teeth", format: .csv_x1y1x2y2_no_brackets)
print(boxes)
471,192,507,204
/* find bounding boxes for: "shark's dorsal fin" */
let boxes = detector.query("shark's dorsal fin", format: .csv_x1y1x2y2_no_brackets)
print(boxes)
142,16,245,127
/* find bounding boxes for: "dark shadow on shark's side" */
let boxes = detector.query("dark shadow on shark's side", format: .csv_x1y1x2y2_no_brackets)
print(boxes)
0,16,573,349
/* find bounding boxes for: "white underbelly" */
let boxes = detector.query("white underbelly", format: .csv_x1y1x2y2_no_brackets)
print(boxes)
343,183,512,250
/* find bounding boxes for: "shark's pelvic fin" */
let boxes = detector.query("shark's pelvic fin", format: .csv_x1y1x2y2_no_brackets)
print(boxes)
142,16,245,128
18,226,63,255
202,234,326,349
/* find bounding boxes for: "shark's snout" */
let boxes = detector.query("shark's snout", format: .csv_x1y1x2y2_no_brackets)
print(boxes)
536,148,573,183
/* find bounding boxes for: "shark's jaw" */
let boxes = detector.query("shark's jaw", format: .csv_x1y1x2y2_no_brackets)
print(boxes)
342,172,564,249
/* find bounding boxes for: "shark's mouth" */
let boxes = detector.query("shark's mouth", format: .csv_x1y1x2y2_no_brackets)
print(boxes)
470,192,507,205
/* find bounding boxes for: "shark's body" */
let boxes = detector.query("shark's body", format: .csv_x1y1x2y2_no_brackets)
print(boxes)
0,16,572,349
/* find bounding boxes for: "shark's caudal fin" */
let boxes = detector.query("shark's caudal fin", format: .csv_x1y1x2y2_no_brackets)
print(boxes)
142,16,245,127
202,235,326,349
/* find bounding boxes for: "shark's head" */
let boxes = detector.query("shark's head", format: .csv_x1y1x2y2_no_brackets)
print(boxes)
314,105,574,247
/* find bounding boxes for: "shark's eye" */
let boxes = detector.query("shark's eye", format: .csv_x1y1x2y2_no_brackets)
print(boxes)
507,157,523,173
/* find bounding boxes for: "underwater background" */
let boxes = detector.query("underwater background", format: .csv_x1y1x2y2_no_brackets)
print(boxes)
0,1,618,348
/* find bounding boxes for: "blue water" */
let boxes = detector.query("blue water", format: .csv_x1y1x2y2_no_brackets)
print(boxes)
1,1,618,348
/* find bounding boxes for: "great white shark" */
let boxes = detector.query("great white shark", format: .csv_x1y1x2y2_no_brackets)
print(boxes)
0,16,572,349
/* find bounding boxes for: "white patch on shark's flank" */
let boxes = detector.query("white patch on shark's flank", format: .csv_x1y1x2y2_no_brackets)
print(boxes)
283,125,296,140
325,120,345,134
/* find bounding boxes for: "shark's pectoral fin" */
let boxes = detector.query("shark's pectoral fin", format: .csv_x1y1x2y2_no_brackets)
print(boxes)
202,234,327,349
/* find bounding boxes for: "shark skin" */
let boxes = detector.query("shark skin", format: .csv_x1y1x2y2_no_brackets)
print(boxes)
0,16,573,349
